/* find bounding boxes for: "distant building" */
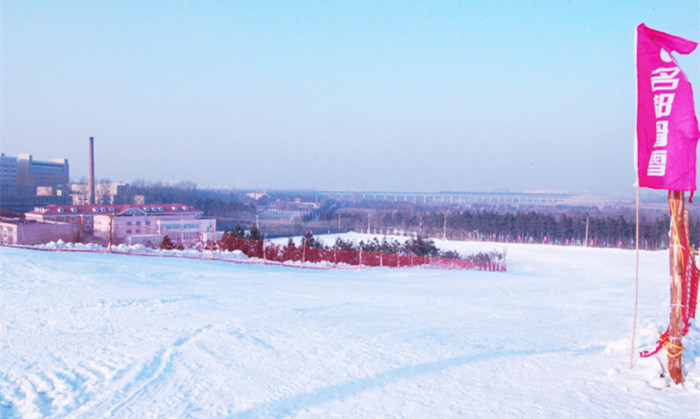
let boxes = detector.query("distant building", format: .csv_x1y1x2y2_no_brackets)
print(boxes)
25,203,215,247
16,154,69,196
259,198,321,224
246,191,268,200
0,217,77,245
92,204,215,247
0,154,18,196
26,203,105,233
0,153,71,212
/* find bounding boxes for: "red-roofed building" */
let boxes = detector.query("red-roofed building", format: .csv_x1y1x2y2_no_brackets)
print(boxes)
25,204,215,247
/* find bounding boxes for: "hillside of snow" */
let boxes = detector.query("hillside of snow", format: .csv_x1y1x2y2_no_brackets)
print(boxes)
1,236,699,417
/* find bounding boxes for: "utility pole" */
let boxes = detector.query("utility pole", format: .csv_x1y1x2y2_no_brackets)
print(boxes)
88,137,96,205
443,213,447,240
210,224,215,259
108,215,113,252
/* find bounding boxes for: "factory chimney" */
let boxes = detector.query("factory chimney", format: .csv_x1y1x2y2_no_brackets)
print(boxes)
88,137,95,205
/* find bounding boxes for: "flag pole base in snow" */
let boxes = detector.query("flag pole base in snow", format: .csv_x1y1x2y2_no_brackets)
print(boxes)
668,191,685,384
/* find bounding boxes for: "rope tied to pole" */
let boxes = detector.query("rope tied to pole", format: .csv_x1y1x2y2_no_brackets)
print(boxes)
662,333,685,358
640,330,687,358
639,192,699,359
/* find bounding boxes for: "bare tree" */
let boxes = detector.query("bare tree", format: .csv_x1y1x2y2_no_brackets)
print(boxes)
71,177,90,205
96,179,112,205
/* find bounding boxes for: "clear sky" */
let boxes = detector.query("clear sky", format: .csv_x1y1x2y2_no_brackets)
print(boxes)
2,0,699,194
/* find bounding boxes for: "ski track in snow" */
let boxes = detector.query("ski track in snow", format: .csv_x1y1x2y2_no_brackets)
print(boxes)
1,235,699,418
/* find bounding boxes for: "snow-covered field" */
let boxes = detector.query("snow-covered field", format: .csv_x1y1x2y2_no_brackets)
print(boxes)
1,234,699,418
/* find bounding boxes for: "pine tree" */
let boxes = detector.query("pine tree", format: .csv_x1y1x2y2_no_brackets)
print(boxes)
248,225,262,241
160,235,175,250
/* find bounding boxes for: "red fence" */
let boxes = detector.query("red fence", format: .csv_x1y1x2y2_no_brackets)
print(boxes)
220,236,506,271
3,238,506,272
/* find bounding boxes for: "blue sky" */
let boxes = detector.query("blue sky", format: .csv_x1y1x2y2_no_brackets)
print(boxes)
2,0,699,194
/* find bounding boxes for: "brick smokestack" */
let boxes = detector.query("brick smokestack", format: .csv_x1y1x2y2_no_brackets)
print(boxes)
88,136,95,205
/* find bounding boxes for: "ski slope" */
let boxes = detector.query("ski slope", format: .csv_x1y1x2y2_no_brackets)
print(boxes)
1,236,699,418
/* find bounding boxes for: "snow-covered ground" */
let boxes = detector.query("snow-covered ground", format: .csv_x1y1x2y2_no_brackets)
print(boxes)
1,235,699,418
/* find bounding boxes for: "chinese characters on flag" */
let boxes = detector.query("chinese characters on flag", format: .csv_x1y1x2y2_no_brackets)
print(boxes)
636,23,700,191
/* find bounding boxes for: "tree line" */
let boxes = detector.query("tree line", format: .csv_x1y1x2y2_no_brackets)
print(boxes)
129,181,255,216
217,228,503,264
330,207,693,250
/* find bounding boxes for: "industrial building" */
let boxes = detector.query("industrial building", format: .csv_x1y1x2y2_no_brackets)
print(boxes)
0,153,71,212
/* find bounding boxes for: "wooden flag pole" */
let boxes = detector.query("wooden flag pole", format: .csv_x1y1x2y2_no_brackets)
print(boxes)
668,190,685,383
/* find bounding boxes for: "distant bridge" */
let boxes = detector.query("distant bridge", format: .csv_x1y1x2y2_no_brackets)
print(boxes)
318,191,579,206
316,190,642,209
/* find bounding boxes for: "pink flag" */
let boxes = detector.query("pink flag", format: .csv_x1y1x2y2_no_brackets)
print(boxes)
636,23,700,191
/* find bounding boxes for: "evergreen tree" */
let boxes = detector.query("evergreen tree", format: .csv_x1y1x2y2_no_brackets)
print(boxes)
160,235,175,250
301,231,324,249
248,225,262,241
232,225,246,238
334,237,356,251
403,236,438,257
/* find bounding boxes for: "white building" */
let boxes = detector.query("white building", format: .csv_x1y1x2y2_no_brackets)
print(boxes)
91,204,214,247
26,203,215,247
